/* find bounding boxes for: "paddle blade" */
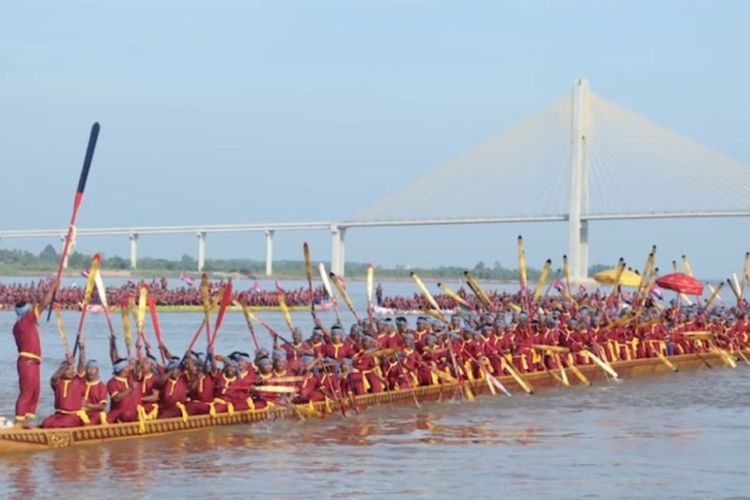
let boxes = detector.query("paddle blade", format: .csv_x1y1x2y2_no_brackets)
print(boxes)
120,298,133,353
77,122,100,195
517,235,527,289
532,259,552,301
437,282,469,307
319,263,334,298
366,264,374,306
54,305,70,355
136,283,148,333
277,289,294,332
303,243,313,283
93,268,109,309
82,254,101,306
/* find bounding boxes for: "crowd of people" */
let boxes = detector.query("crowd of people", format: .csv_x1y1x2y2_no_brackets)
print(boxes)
10,277,750,429
0,279,330,310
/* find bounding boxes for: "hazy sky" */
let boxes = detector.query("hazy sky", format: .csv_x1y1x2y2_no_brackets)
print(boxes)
1,1,749,278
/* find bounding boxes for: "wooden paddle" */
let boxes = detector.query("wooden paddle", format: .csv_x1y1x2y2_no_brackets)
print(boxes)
46,122,100,321
72,253,101,357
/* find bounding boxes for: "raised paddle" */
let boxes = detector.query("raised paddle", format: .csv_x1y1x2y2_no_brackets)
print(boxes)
120,296,133,357
329,272,361,322
53,305,71,357
147,296,167,364
319,262,342,324
411,272,448,322
276,288,295,333
93,268,117,341
234,300,261,350
208,281,233,349
47,122,100,321
437,282,469,307
72,253,101,357
303,242,316,317
366,264,375,325
532,259,552,302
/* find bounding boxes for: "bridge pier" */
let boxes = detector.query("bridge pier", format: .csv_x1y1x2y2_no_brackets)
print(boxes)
129,233,139,269
197,232,206,271
330,225,346,276
568,77,590,282
265,230,274,276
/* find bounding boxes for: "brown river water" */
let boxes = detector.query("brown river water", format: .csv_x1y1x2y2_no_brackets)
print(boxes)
0,279,748,498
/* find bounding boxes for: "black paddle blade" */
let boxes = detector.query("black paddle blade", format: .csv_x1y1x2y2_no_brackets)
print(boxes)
77,122,100,194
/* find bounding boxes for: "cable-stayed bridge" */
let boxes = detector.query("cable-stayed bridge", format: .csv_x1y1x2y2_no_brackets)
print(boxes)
2,79,750,279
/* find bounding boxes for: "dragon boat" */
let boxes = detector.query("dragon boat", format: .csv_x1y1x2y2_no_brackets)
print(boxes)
0,351,738,455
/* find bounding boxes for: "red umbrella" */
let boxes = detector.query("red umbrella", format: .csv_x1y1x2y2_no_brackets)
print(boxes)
655,273,704,296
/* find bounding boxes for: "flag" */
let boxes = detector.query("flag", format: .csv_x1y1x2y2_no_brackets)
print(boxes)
651,286,664,300
552,279,566,292
251,281,261,293
180,272,196,287
81,269,90,278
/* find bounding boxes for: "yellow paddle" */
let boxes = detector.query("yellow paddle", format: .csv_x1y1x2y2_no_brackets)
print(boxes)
532,259,552,301
276,290,295,333
706,283,724,307
329,272,361,322
501,358,534,394
437,282,470,307
582,349,619,379
517,235,528,290
411,272,447,321
54,305,71,356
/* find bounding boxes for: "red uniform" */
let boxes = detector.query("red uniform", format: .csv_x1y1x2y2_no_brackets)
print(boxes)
158,375,189,419
282,342,311,372
186,373,215,415
13,309,42,421
83,379,108,425
41,376,88,428
107,374,141,423
323,342,351,361
139,372,160,419
295,372,325,403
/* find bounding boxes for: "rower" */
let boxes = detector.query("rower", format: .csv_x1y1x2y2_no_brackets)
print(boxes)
107,358,142,424
81,353,108,426
41,353,90,429
158,357,189,420
185,351,216,416
138,353,160,420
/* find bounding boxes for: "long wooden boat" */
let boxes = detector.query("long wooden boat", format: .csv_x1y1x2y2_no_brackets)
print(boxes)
0,352,735,454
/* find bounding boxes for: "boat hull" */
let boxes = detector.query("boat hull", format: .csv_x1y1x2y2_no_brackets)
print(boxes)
0,352,732,454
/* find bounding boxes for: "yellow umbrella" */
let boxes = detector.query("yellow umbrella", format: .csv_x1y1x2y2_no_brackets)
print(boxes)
594,268,641,287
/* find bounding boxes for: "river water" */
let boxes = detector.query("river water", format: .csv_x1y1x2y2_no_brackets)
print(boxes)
0,277,748,498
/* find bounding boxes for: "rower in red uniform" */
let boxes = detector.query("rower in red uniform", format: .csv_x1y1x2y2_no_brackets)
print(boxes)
323,326,351,361
12,281,56,426
158,358,189,420
295,355,325,403
41,356,90,429
107,359,141,423
309,327,326,358
80,351,108,425
185,352,216,416
275,328,312,372
137,354,160,420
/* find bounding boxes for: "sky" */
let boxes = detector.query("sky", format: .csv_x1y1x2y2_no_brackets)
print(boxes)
1,0,750,278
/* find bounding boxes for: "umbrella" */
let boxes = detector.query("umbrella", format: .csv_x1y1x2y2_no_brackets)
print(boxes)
593,268,642,287
655,272,704,296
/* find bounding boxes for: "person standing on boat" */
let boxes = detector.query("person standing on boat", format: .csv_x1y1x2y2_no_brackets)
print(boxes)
12,279,57,426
